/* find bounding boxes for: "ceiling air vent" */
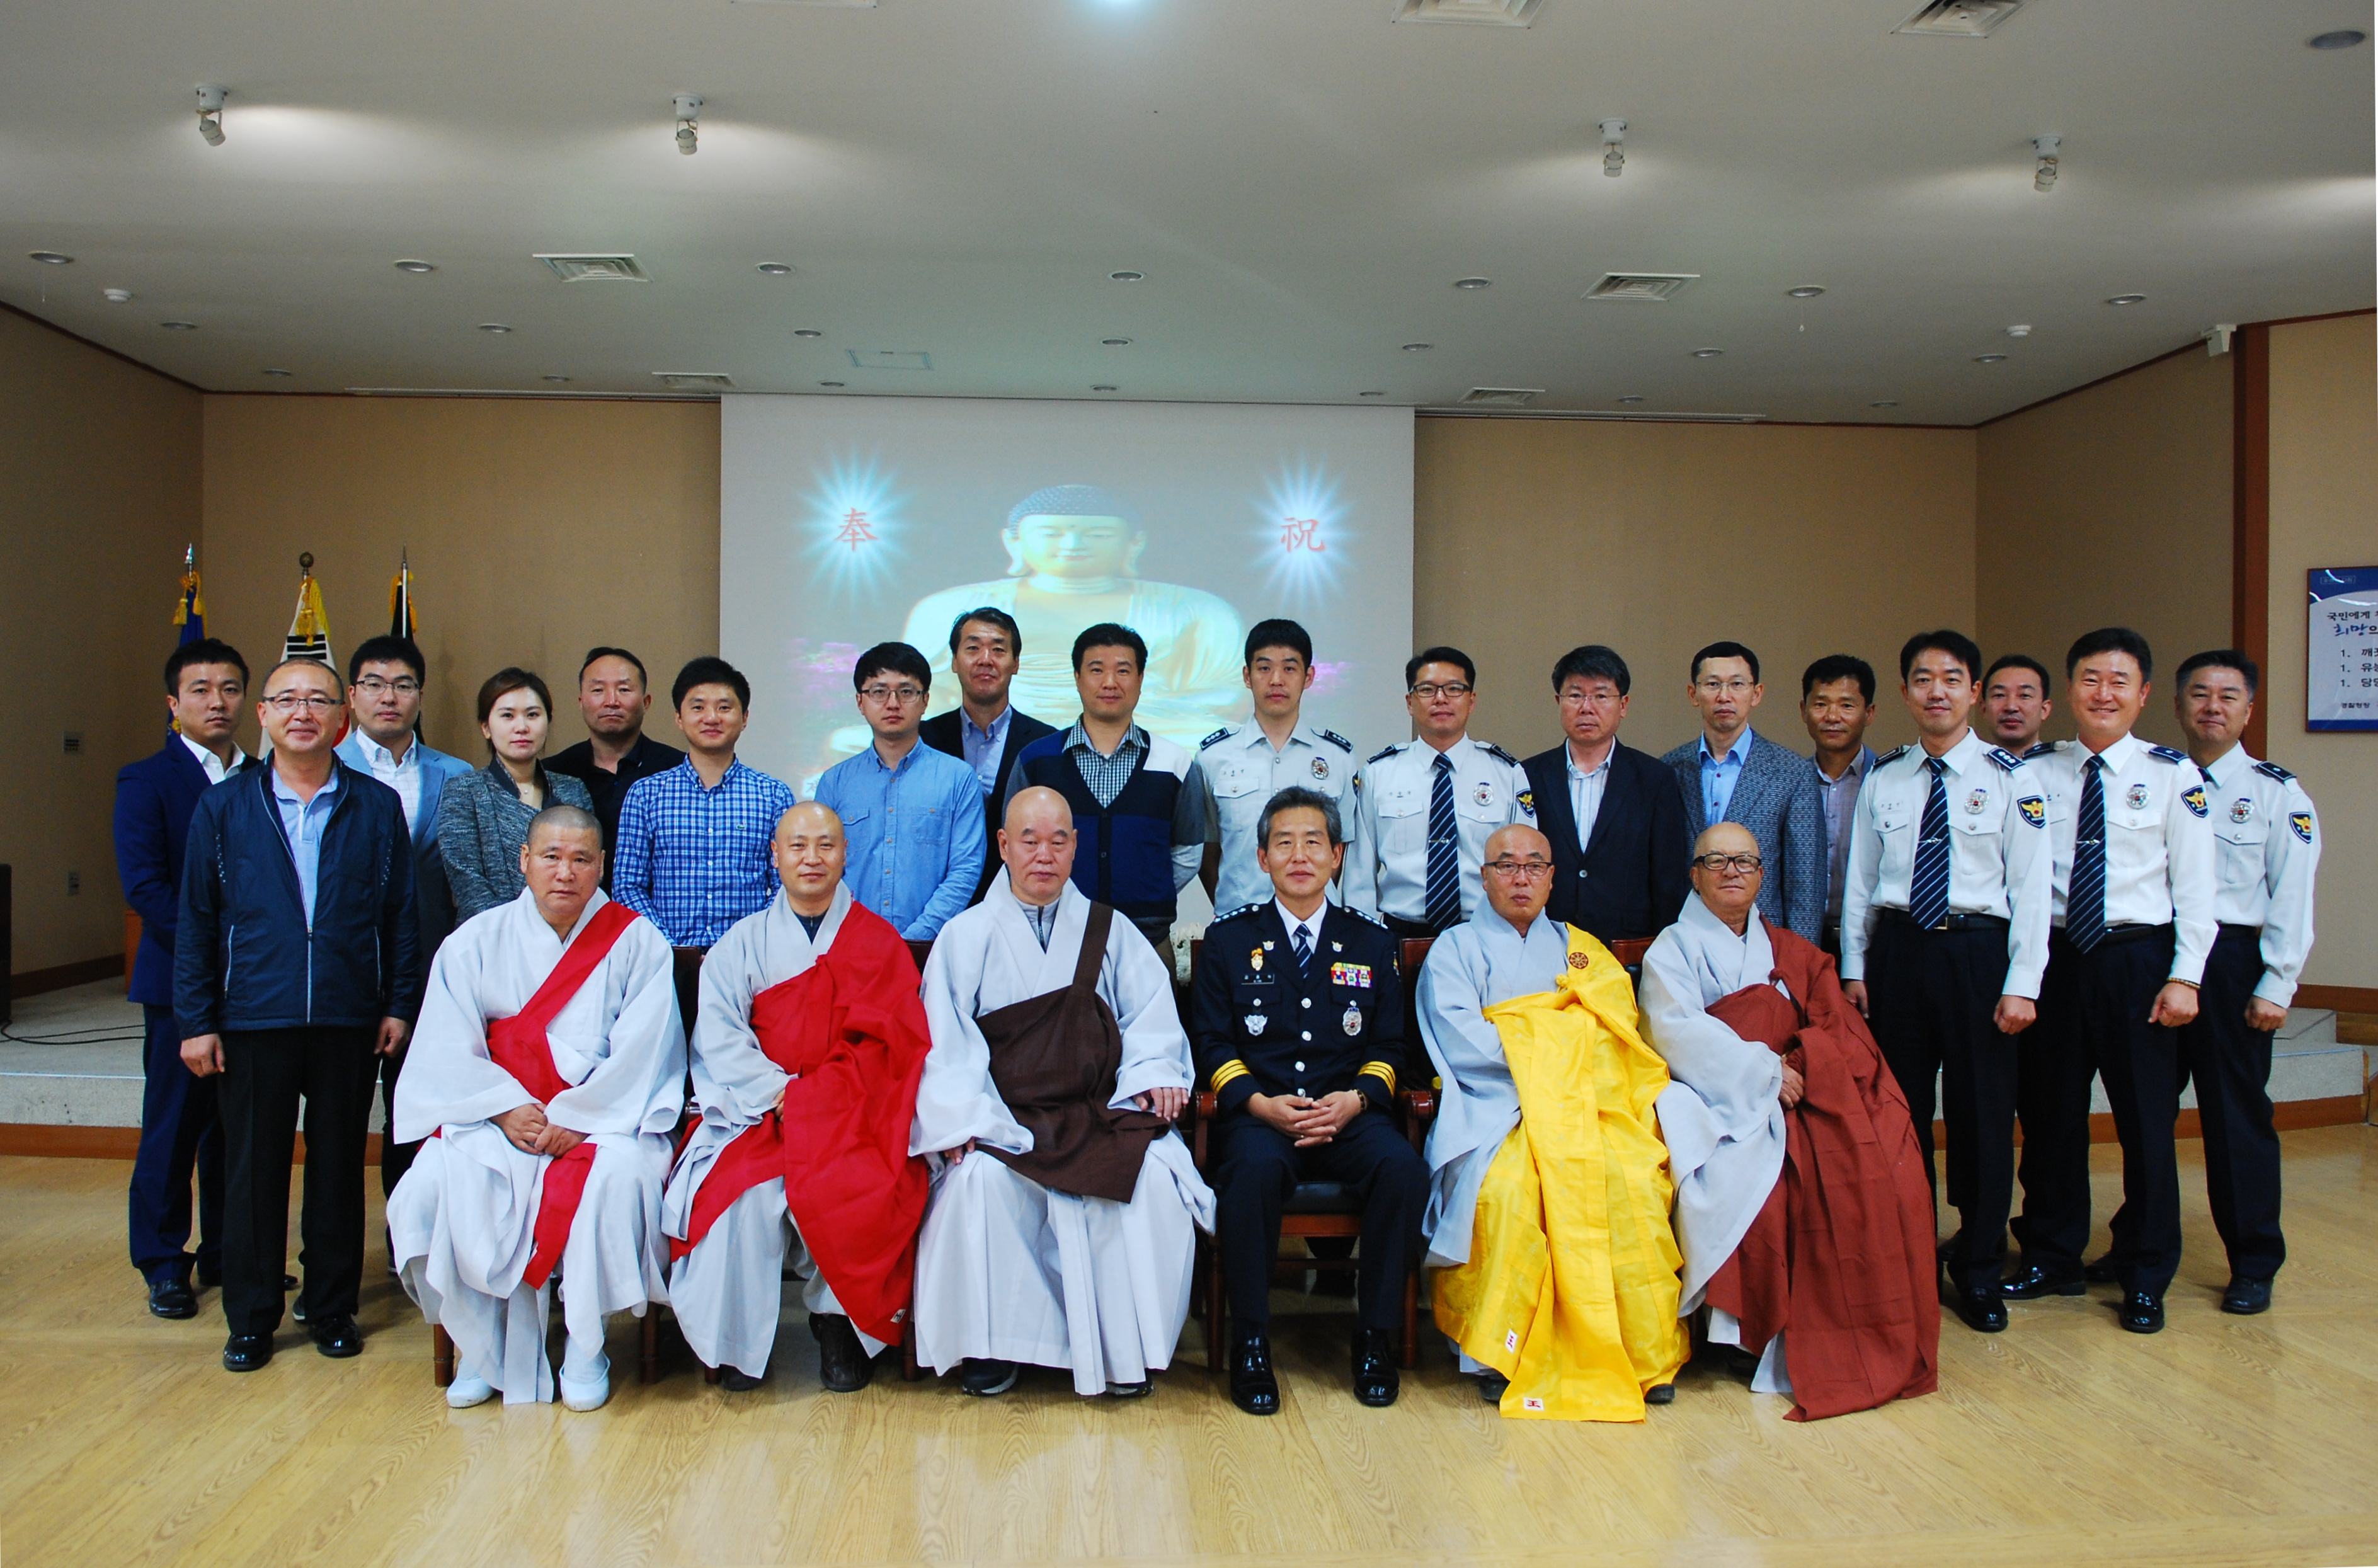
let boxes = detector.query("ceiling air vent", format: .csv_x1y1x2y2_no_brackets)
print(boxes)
537,254,651,283
652,372,733,391
1585,272,1700,302
1460,387,1542,406
1393,0,1544,26
1892,1,2025,38
847,350,933,371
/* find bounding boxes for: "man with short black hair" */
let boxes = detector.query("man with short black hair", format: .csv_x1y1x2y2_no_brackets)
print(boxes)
1344,646,1535,939
1519,645,1688,945
920,609,1056,905
1198,619,1355,920
1003,624,1208,954
1799,654,1879,953
809,641,985,940
2169,649,2319,1315
2004,627,2215,1335
117,638,253,1320
1981,655,2054,755
547,647,686,875
1661,642,1827,941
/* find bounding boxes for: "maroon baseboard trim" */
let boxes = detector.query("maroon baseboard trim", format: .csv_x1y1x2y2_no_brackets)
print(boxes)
0,1124,384,1163
8,954,127,1001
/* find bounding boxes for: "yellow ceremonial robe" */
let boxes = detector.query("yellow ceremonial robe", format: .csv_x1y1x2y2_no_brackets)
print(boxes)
1432,925,1687,1422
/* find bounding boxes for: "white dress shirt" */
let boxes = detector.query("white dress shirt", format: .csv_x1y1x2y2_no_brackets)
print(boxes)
1199,718,1354,915
2030,733,2219,987
1272,896,1327,964
1343,736,1536,924
2197,745,2321,1006
1565,742,1614,853
180,735,246,786
354,730,425,832
1838,728,2053,998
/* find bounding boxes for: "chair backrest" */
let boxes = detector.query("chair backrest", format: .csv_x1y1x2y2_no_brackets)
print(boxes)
906,938,934,975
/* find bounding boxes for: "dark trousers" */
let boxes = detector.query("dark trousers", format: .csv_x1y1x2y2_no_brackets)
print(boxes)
2180,929,2286,1281
2015,925,2183,1293
1866,917,2018,1294
377,1046,419,1205
219,1027,378,1336
128,1004,222,1283
1212,1111,1427,1334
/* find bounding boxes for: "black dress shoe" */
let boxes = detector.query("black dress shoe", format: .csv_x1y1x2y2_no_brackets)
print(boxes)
2117,1290,2164,1334
959,1358,1019,1397
1715,1344,1763,1378
811,1312,873,1393
2083,1254,2122,1285
2221,1277,2273,1315
222,1333,273,1372
1643,1382,1676,1405
309,1312,363,1358
149,1276,198,1320
1476,1370,1510,1405
1948,1285,2008,1334
1999,1263,2086,1300
1351,1328,1398,1409
721,1365,766,1392
283,1274,298,1290
1230,1332,1281,1416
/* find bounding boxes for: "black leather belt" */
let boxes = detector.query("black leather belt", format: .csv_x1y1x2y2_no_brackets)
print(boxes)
1880,908,2009,932
2054,922,2172,947
2217,924,2263,941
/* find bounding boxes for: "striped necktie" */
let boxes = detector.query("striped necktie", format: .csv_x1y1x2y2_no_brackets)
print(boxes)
1424,752,1463,930
2068,755,2108,951
1909,755,1952,929
1293,922,1313,973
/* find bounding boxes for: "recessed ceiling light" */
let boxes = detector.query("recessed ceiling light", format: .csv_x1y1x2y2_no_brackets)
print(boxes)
820,380,845,387
1870,400,1899,408
160,321,198,331
793,329,823,338
1109,270,1145,282
1092,384,1119,392
29,251,73,265
1101,338,1132,347
1786,285,1826,299
542,374,571,382
1401,342,1433,352
2105,294,2146,306
2308,29,2366,48
261,368,293,377
756,263,794,275
1691,347,1723,358
2006,324,2032,338
103,288,132,304
1974,353,2008,363
1453,277,1493,290
393,260,437,274
1616,395,1646,404
479,323,513,334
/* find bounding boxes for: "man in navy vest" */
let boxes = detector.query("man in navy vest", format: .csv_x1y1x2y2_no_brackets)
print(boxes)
115,638,253,1320
1003,622,1209,954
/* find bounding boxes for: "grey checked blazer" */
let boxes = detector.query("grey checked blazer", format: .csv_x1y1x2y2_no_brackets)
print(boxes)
1659,730,1828,941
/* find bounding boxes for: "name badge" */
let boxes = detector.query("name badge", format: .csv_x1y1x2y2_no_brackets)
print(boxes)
1329,962,1371,988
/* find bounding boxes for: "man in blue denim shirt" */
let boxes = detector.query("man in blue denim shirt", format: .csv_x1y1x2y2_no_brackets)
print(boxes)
811,643,985,940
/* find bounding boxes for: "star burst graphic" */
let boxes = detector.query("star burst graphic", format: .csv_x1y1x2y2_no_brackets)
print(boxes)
801,449,905,601
1251,457,1346,603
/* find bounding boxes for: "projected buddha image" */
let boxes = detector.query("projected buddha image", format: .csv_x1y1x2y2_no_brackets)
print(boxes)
901,484,1250,747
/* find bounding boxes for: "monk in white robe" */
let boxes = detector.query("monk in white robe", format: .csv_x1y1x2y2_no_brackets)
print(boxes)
391,806,685,1410
663,803,932,1392
911,786,1215,1398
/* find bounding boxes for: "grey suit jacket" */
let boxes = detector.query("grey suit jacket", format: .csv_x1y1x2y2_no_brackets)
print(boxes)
1659,730,1827,941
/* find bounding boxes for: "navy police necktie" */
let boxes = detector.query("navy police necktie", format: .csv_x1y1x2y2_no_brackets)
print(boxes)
2068,755,2108,952
1424,752,1463,930
1293,923,1313,974
1909,755,1952,930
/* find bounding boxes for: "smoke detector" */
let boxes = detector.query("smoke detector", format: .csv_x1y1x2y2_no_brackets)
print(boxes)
537,254,651,283
1459,387,1542,406
652,372,733,391
1393,0,1544,25
1893,1,2025,37
1584,272,1699,302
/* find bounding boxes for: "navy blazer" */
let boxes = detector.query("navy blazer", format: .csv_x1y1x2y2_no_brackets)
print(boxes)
113,741,251,1008
1520,741,1690,943
919,704,1057,903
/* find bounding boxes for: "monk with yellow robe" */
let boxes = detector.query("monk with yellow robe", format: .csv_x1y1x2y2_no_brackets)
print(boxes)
1417,823,1693,1421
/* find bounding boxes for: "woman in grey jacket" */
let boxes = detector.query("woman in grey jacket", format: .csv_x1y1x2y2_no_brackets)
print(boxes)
438,667,594,923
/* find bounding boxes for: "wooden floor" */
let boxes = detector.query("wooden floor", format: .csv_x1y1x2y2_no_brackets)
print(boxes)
4,1131,2376,1568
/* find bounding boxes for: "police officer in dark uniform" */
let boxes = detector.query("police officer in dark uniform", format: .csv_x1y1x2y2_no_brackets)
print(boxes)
1191,786,1429,1416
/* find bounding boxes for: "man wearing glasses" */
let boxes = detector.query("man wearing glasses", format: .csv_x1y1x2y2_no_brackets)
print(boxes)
809,642,986,941
337,634,472,1211
1344,647,1535,939
175,658,423,1373
1660,642,1827,942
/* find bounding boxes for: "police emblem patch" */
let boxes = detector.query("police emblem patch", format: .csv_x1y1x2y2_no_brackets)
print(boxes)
1311,756,1329,780
1472,781,1495,808
2016,795,2046,828
2290,811,2314,844
1342,1003,1363,1037
2182,784,2208,818
1244,1013,1267,1036
2125,783,2150,811
2230,797,2253,823
1516,789,1535,813
1965,787,1989,815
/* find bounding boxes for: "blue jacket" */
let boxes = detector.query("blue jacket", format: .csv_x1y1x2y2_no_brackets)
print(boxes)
1659,730,1829,941
113,741,253,1008
174,758,425,1036
335,733,474,954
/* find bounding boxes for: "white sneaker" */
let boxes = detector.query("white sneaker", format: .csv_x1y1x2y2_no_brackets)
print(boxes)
559,1353,611,1412
445,1376,495,1409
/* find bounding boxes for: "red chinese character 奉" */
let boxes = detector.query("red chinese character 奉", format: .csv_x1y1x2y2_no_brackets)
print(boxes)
835,508,877,552
1279,517,1325,552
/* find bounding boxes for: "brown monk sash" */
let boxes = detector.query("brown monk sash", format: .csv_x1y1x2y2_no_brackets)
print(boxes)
977,900,1169,1203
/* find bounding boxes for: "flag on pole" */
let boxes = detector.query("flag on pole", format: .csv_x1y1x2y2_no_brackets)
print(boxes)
283,552,333,667
389,552,416,639
171,544,204,644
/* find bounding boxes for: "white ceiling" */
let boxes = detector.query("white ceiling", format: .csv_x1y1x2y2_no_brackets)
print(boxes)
3,0,2370,423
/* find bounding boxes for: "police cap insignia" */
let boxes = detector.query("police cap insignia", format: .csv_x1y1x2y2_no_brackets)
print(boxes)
2016,794,2046,828
2290,811,2314,844
2182,784,2208,818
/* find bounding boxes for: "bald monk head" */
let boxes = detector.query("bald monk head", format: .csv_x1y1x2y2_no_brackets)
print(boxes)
1688,821,1764,936
520,804,607,937
773,802,847,918
999,786,1078,907
1481,823,1556,932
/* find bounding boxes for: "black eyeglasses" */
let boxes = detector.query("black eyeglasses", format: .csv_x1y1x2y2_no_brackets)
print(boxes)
1691,852,1764,873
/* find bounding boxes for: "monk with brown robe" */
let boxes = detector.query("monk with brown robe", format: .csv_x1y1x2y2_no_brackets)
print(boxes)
1640,823,1940,1420
910,786,1215,1398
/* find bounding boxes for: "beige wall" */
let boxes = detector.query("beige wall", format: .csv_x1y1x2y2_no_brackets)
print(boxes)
1975,348,2234,750
200,397,721,764
1415,417,1978,762
2266,314,2377,992
0,311,202,975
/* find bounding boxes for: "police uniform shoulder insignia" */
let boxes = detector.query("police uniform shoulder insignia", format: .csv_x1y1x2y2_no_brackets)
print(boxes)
1339,905,1388,930
2147,744,2189,765
2255,760,2296,784
1877,744,1911,766
1216,903,1269,924
1317,728,1353,752
2023,742,2057,760
1985,747,2023,772
1477,741,1520,767
1365,743,1402,765
1199,727,1233,750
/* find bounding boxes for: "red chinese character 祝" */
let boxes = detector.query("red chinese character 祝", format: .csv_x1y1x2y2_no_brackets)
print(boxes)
1279,517,1325,553
835,508,877,552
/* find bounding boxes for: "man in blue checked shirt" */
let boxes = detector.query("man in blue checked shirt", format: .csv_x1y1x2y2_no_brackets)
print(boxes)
808,642,985,940
613,657,798,950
